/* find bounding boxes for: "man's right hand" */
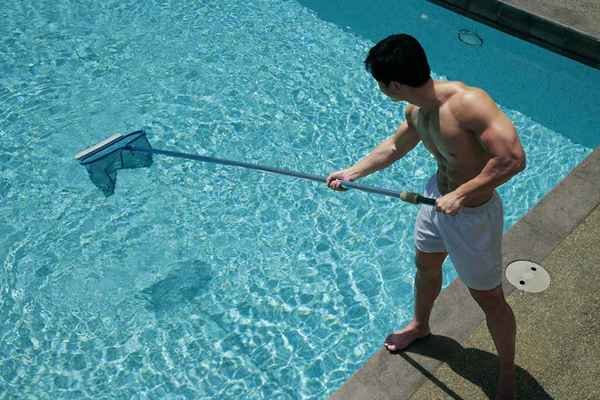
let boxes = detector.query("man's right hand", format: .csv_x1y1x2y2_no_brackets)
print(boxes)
326,169,359,191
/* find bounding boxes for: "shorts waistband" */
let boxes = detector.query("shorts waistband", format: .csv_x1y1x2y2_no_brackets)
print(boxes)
460,193,500,214
425,174,500,215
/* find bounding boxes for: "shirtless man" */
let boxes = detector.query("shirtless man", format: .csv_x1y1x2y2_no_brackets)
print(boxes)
326,34,525,400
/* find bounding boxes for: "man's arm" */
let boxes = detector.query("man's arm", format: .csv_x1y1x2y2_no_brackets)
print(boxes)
444,90,526,210
344,105,421,180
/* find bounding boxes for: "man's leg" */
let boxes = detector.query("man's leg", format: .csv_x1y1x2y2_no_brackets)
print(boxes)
384,250,447,352
469,286,516,400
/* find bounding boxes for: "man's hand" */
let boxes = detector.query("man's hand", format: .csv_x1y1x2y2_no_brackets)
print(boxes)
435,191,466,215
326,169,358,191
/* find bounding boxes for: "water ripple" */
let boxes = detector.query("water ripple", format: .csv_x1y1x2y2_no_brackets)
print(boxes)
0,0,592,399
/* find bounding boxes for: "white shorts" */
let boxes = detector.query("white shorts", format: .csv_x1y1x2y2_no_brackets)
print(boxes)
414,175,504,291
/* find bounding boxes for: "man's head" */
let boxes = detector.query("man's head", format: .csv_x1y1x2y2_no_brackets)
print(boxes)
364,34,431,98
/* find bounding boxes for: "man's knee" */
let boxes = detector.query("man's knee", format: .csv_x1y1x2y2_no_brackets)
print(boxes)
415,250,446,275
469,286,509,314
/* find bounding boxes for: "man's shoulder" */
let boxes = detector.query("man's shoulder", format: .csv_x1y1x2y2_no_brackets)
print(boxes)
451,85,491,105
447,86,498,123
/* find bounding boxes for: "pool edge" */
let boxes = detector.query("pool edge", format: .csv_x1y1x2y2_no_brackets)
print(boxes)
426,0,600,69
330,146,600,400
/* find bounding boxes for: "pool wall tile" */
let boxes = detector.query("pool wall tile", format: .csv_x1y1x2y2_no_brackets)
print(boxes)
573,146,600,180
445,0,469,8
466,0,501,22
528,18,569,49
496,3,532,33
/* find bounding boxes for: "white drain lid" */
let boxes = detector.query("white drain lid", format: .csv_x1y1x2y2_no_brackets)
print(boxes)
506,260,550,293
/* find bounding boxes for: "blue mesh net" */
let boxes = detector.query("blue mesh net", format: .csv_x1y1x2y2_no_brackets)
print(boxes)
76,130,153,196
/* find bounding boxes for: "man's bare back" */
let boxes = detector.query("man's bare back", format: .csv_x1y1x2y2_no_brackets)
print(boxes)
406,81,504,207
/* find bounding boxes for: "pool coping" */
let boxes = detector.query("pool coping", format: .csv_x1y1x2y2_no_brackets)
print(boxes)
330,147,600,398
427,0,600,69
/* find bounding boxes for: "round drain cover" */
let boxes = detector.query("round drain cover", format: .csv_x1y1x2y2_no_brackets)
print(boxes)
506,260,550,293
458,29,483,47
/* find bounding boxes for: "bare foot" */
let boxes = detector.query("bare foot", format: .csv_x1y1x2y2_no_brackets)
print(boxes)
495,370,516,400
384,321,431,352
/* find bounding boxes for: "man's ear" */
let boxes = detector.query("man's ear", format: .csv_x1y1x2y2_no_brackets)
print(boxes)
388,81,403,91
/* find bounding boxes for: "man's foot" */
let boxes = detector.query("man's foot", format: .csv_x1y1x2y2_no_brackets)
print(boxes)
384,321,431,352
495,369,516,400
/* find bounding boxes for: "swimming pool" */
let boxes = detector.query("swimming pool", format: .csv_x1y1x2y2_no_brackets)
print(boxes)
0,0,598,399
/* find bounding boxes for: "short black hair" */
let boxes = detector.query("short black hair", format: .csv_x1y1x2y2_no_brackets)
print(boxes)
364,34,431,87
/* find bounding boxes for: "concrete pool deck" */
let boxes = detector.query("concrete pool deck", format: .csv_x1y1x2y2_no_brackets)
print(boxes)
332,2,600,399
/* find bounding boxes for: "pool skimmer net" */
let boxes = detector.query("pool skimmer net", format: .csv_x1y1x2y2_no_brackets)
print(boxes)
75,129,437,205
506,260,551,293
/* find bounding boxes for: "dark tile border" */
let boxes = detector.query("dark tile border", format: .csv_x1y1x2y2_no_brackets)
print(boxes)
331,147,600,400
426,0,600,69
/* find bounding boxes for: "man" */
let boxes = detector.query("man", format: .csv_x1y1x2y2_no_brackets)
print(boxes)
326,34,525,400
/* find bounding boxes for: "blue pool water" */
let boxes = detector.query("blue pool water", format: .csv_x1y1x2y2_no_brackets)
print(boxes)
1,0,598,399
